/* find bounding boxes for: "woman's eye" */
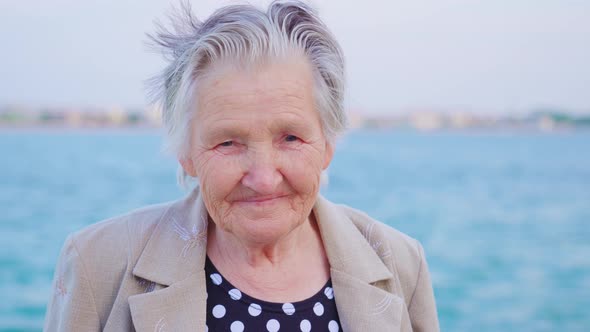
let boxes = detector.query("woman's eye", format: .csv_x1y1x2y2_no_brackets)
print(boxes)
219,141,233,147
285,135,299,142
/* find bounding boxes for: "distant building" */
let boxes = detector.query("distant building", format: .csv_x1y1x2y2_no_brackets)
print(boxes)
410,112,443,131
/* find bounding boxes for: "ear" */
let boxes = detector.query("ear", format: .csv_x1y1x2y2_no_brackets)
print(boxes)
178,157,197,177
322,141,334,170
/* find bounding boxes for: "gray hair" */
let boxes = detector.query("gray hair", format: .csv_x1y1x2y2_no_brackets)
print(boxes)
146,0,346,187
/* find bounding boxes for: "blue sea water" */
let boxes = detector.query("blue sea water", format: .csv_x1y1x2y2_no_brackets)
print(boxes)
1,129,589,331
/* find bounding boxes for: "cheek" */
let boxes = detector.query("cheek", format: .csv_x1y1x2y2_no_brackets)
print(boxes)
281,147,325,193
194,153,243,201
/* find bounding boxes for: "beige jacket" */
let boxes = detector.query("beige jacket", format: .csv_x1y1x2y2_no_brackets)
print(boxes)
44,188,439,331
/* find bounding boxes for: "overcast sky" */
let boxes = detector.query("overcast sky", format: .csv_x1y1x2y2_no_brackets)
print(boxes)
0,0,588,114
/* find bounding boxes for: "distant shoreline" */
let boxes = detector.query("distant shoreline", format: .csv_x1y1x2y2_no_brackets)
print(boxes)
1,124,588,136
0,124,162,134
3,106,589,133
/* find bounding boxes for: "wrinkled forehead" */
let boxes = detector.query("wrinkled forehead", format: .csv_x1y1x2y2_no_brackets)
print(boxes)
194,55,317,120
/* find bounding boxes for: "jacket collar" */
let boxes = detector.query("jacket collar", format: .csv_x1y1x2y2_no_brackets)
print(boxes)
129,188,209,331
313,194,393,283
132,187,209,286
130,188,404,331
313,195,405,331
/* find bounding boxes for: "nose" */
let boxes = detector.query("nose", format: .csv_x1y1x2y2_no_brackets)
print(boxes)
241,148,282,194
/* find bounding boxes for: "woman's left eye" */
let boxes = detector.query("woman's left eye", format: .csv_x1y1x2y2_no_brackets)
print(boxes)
284,135,299,142
219,141,233,147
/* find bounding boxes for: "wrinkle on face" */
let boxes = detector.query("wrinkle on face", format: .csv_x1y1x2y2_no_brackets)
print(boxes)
180,56,332,246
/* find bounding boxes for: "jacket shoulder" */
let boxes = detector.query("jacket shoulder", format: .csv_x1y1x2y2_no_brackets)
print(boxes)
46,200,176,330
335,204,425,299
64,200,174,303
70,200,174,265
65,201,174,297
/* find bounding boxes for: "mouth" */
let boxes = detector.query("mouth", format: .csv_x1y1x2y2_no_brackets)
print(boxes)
234,194,288,204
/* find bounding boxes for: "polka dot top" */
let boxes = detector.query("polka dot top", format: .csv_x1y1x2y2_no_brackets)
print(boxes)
205,256,342,332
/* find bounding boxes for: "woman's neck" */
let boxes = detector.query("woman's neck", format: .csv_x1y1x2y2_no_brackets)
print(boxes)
206,213,330,302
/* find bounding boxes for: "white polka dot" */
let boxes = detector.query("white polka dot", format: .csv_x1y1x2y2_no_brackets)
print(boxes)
212,304,226,318
248,303,262,317
282,302,295,315
328,320,339,332
205,325,208,332
324,286,334,300
300,319,311,332
210,273,222,285
229,288,242,300
313,302,324,316
230,321,244,332
266,319,280,332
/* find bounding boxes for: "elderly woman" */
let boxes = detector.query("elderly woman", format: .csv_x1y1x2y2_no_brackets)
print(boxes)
45,1,438,331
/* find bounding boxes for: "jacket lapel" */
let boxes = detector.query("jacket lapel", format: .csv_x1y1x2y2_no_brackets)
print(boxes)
314,195,405,331
129,270,207,331
331,269,404,331
129,188,209,332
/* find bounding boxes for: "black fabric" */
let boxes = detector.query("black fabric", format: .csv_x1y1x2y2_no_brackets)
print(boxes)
205,256,342,331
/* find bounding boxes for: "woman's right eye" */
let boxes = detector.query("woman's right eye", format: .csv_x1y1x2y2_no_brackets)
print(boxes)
219,141,233,147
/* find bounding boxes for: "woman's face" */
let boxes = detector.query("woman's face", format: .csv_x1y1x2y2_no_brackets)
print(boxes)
180,57,333,244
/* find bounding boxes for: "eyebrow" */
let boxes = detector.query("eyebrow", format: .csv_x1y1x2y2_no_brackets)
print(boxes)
278,120,313,137
201,125,248,144
199,107,318,142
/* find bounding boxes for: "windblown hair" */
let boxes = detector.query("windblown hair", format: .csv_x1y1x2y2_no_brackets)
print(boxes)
146,0,346,186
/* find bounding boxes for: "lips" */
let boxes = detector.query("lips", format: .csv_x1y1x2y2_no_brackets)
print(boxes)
234,193,288,203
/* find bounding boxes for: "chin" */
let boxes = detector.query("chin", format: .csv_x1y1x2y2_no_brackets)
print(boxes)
233,212,304,243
